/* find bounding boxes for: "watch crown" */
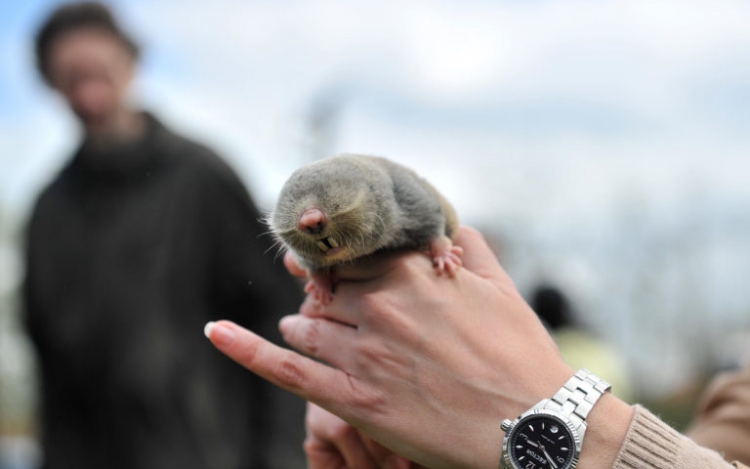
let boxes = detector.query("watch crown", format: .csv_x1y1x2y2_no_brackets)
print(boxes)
501,419,512,432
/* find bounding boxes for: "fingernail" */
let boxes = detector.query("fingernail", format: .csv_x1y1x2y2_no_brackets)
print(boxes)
204,321,235,347
204,321,216,338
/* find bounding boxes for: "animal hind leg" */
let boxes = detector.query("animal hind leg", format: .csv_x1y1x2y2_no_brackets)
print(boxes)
429,235,463,277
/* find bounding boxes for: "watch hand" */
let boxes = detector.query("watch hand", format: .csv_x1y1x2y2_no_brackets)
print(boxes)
527,440,538,448
538,442,558,469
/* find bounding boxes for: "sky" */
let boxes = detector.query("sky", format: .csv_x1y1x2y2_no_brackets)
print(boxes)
2,0,750,396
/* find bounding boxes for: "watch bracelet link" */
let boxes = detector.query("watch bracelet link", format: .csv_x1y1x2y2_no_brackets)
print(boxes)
542,369,612,435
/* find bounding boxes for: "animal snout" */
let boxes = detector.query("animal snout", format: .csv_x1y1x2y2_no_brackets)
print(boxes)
297,208,327,235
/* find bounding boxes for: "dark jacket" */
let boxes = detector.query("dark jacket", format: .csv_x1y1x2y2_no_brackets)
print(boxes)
23,114,305,469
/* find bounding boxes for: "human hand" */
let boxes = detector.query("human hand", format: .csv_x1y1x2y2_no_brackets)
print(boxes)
206,226,630,469
306,402,423,469
287,226,573,469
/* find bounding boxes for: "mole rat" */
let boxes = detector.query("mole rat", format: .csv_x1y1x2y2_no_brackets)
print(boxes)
269,153,463,304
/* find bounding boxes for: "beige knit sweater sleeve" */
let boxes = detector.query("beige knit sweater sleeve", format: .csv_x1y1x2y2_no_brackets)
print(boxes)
612,405,745,469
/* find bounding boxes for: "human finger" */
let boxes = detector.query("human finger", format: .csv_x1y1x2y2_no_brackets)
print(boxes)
284,251,308,278
330,226,504,285
360,438,413,469
279,314,359,368
453,226,514,286
305,431,378,469
204,320,352,408
304,440,347,469
306,403,379,469
331,250,410,282
306,403,414,469
318,248,455,333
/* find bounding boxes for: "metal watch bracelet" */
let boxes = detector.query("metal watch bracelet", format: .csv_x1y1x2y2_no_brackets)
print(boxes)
542,369,612,438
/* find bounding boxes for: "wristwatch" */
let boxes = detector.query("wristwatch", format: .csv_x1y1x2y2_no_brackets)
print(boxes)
499,369,611,469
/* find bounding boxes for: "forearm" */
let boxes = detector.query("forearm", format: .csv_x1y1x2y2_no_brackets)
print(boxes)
507,393,734,469
612,405,734,469
574,393,633,469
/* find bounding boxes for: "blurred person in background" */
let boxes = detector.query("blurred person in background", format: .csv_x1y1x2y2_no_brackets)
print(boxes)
687,365,750,464
529,284,633,402
23,2,305,468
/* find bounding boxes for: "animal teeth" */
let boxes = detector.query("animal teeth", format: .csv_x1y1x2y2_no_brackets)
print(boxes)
316,237,339,252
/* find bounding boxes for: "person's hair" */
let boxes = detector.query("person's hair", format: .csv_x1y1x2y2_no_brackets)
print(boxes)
34,1,140,84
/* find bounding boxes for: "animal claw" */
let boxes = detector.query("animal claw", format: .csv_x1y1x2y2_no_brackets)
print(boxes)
430,236,463,277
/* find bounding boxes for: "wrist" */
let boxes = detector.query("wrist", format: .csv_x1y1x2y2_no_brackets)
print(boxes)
498,369,632,469
487,365,576,469
576,393,634,469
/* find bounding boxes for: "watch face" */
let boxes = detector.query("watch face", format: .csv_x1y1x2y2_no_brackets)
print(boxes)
508,414,577,469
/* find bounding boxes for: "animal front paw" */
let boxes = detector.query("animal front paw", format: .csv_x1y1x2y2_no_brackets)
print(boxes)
304,277,333,306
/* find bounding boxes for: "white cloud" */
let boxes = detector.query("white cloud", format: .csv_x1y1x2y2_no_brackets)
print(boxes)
123,0,750,137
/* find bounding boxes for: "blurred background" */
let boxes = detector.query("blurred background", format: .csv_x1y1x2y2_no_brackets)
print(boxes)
1,0,749,466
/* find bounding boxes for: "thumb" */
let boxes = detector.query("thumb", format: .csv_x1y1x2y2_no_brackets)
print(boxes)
453,226,515,286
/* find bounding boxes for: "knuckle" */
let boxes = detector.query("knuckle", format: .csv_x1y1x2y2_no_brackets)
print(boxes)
302,437,317,456
276,353,307,390
359,292,392,321
284,317,322,356
236,335,261,366
301,318,322,355
346,379,387,412
359,293,414,333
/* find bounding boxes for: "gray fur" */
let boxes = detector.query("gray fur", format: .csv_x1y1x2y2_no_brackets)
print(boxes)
269,154,457,269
